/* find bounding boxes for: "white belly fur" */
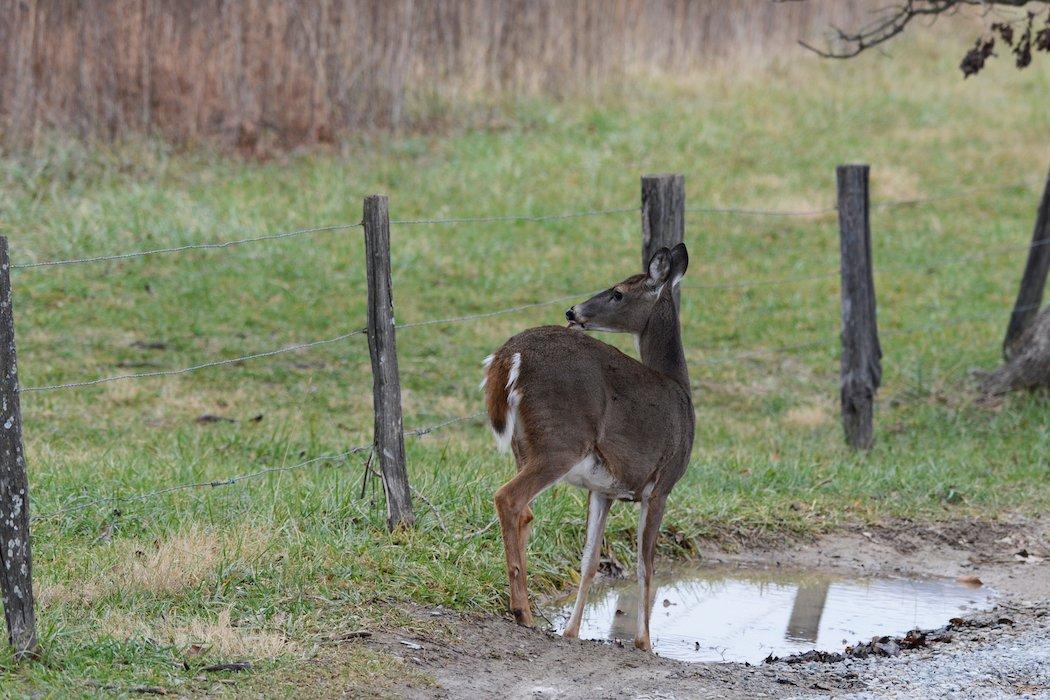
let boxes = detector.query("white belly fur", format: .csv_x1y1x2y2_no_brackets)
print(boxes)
561,454,633,499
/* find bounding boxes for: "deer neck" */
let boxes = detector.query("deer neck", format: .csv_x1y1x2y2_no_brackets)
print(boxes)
638,291,690,395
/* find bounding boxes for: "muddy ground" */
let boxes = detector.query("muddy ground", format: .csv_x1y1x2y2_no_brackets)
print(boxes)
367,516,1050,699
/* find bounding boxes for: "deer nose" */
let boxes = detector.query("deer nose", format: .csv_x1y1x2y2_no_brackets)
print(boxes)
565,307,576,321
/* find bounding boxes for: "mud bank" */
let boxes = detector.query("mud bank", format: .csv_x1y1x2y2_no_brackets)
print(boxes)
366,517,1049,699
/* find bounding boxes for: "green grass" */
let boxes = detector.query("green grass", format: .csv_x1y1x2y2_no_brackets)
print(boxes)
1,35,1049,695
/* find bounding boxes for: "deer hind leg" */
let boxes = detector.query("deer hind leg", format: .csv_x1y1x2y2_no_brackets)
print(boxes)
634,486,666,651
494,466,564,626
512,439,534,570
563,490,612,639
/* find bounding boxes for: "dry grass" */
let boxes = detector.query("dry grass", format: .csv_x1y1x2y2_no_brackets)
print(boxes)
784,405,832,428
101,608,291,660
40,524,268,607
0,0,873,151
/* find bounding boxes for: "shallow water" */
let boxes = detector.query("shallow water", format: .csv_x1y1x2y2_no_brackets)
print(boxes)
549,563,995,663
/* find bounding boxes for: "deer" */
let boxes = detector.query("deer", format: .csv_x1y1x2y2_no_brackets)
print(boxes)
481,243,694,652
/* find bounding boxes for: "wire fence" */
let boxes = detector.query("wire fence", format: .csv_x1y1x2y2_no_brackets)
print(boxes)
11,179,1038,272
33,408,488,522
21,234,1046,395
13,176,1047,527
12,223,364,270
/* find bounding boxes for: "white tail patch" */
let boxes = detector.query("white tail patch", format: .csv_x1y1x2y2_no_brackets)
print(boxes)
506,352,521,389
479,354,495,390
493,352,523,453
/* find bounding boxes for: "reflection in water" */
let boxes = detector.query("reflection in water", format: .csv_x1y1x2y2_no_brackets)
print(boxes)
549,564,995,663
785,581,830,642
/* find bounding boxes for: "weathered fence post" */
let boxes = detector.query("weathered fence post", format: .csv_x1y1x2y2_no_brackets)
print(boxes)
0,237,37,658
363,195,414,530
1003,164,1050,360
837,165,881,450
642,174,686,310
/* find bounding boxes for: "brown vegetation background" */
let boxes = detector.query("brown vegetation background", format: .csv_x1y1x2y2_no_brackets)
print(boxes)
0,0,870,151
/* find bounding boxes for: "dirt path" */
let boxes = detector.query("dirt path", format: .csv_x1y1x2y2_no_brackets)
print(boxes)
367,516,1050,699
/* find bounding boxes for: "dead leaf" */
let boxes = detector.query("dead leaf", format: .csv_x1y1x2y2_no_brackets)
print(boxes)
202,661,251,672
956,575,983,587
96,522,115,544
130,341,168,351
196,414,235,424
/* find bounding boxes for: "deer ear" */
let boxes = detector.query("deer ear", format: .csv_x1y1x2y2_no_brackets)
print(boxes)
670,243,688,287
646,247,672,290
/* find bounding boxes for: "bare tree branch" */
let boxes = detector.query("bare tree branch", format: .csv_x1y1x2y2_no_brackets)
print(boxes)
787,0,1050,75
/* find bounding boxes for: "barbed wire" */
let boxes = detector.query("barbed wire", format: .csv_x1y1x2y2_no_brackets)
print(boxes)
406,410,486,437
34,408,488,522
22,232,1045,394
879,238,1050,273
21,329,366,393
687,237,1050,291
692,302,1044,367
871,180,1038,211
397,291,598,330
10,178,1040,271
35,447,370,521
684,180,1036,219
13,223,363,270
390,206,639,226
19,291,602,394
30,295,1044,523
19,291,597,395
687,204,837,217
20,235,1048,395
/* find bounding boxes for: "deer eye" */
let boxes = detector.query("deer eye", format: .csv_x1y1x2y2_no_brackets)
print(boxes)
612,290,623,302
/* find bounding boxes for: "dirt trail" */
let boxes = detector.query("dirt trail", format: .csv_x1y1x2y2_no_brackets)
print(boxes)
368,517,1050,699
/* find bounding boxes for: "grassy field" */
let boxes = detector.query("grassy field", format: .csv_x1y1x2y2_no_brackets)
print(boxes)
1,35,1049,695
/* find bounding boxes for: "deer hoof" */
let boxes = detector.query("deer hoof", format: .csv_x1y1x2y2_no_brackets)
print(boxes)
511,608,533,626
634,636,652,652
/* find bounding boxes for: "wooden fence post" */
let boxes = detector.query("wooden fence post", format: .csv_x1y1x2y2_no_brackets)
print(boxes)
1003,164,1050,360
363,195,414,530
837,165,881,450
642,174,686,310
0,237,37,658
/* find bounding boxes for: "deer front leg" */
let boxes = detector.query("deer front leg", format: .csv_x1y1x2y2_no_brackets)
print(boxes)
563,491,612,638
634,487,665,651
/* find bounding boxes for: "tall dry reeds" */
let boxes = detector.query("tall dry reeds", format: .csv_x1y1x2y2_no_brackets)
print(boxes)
0,0,871,151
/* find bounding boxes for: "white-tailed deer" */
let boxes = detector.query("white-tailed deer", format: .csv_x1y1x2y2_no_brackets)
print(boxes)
482,243,693,651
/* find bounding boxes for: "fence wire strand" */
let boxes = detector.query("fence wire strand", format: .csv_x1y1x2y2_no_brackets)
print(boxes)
14,223,363,270
397,291,598,330
30,294,1043,522
36,447,370,521
22,329,366,393
871,180,1038,211
10,179,1040,271
35,408,487,522
688,238,1050,291
390,206,639,226
687,205,838,217
694,302,1044,366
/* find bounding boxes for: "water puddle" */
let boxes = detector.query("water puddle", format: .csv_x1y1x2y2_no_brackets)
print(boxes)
548,563,995,663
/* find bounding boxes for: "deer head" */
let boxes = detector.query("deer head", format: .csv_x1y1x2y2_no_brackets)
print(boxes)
565,243,688,332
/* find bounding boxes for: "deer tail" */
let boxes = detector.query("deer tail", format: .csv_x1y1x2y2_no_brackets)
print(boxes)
481,350,521,453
